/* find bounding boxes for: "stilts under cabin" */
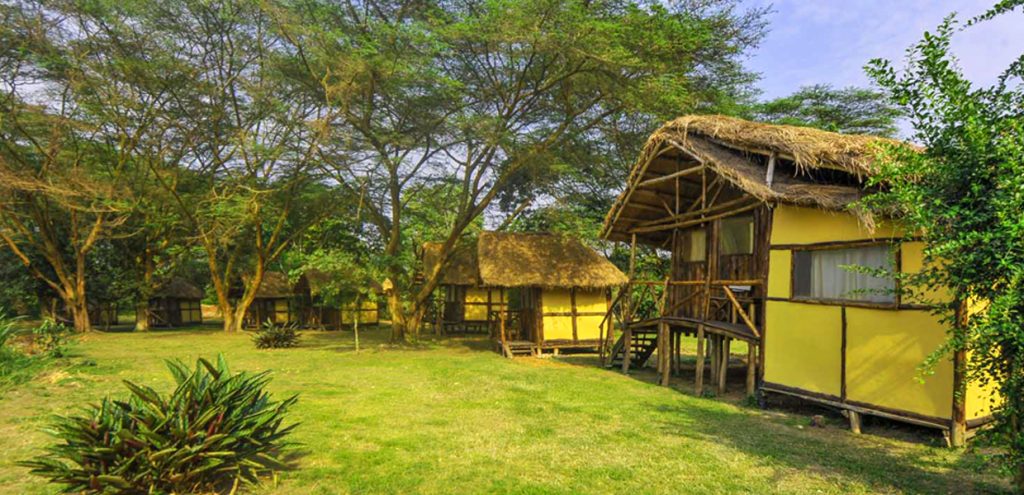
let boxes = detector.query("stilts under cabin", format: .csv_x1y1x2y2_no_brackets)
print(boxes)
234,271,298,328
147,278,203,327
424,232,627,357
600,115,996,446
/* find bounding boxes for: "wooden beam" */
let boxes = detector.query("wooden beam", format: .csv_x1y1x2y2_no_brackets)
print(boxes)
630,201,761,234
635,196,755,229
765,152,777,187
636,165,702,189
722,286,760,338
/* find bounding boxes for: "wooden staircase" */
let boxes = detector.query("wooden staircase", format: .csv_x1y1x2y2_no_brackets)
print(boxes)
499,340,537,358
605,326,659,369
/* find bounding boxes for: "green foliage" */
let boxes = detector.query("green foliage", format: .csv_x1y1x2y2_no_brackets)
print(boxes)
21,354,298,494
864,3,1024,486
32,319,72,358
751,84,903,137
253,321,301,349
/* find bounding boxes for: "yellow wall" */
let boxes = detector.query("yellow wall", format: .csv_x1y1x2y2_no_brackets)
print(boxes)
273,300,290,324
770,205,900,245
767,250,791,298
341,300,379,325
464,288,506,321
541,288,606,341
764,301,843,397
900,241,952,304
845,308,952,419
764,205,967,422
575,289,607,341
966,367,998,420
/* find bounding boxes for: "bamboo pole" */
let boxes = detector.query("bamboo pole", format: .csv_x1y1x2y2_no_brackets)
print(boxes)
746,343,757,396
622,234,637,373
718,337,730,395
722,286,761,338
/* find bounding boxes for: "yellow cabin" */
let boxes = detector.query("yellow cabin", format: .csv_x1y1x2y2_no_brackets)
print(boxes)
295,271,380,329
234,271,298,328
601,115,993,444
148,277,203,327
424,232,627,355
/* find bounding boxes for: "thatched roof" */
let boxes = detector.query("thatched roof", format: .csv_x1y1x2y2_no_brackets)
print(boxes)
152,277,203,300
298,270,332,297
602,115,913,245
422,241,479,286
424,233,627,289
252,271,294,299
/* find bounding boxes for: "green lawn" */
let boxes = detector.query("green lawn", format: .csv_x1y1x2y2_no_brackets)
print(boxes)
0,326,1009,494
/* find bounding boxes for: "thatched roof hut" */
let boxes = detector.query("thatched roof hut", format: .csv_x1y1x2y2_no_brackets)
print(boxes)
245,271,294,299
477,232,627,289
422,242,479,286
152,278,203,300
601,115,914,244
423,233,626,289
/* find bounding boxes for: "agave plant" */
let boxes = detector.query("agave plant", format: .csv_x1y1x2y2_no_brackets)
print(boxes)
21,354,298,494
252,321,300,349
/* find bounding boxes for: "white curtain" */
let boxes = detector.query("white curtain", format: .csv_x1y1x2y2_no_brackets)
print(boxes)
810,245,895,302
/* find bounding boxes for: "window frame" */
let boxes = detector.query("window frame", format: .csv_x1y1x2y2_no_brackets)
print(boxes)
788,240,901,309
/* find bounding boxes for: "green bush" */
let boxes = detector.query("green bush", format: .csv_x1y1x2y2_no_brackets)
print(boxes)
253,321,300,349
32,318,71,357
21,354,299,494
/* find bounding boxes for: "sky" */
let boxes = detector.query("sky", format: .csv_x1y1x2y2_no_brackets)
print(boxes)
745,0,1024,102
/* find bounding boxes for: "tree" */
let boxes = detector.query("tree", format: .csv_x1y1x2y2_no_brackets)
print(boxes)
751,84,902,137
863,1,1024,487
279,0,767,341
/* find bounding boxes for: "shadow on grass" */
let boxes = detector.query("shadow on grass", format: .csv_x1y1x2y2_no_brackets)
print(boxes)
297,327,436,353
651,399,1009,494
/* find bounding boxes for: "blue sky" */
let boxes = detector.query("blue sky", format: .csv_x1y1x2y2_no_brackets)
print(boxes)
745,0,1024,101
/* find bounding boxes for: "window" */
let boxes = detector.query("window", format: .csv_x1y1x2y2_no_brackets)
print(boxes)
792,245,896,304
180,300,202,323
720,215,754,255
681,229,706,262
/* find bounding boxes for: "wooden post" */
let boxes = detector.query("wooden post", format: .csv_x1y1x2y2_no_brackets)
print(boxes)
746,343,757,396
660,321,671,386
718,337,730,395
622,234,638,374
848,410,863,435
950,301,968,447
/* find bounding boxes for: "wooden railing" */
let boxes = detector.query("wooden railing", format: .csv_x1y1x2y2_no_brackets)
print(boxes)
599,278,764,365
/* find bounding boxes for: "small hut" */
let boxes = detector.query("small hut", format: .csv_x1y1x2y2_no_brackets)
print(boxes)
295,271,380,329
148,278,203,327
601,114,994,445
423,242,507,333
425,232,627,354
235,272,298,328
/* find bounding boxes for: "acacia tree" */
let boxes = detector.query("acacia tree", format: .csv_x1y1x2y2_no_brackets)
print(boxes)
0,5,143,331
280,0,767,341
77,0,339,332
864,1,1024,486
751,84,903,137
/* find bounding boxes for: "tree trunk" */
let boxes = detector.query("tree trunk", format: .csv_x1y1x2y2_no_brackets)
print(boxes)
354,294,361,352
135,300,150,331
230,304,248,333
136,246,153,331
222,309,237,333
70,296,91,332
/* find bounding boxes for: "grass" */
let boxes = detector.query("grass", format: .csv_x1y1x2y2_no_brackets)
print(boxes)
0,325,1010,494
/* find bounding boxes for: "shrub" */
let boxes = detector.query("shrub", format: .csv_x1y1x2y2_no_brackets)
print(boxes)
32,318,71,357
21,354,299,494
0,307,19,349
253,321,300,349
